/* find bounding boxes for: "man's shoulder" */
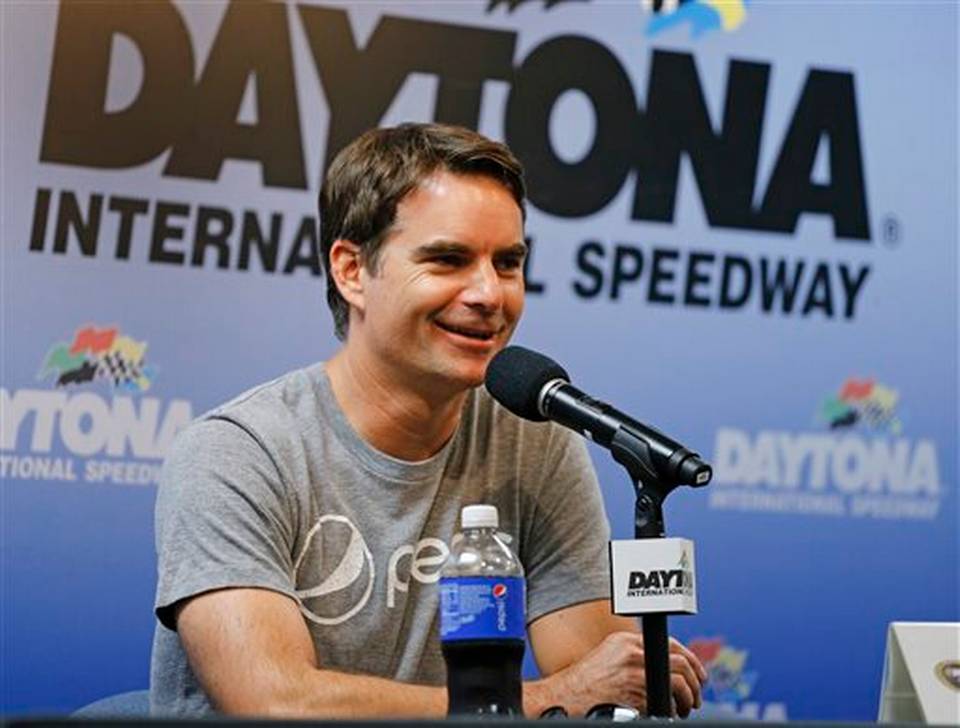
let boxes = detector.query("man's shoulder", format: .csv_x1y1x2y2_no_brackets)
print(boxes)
177,362,327,453
209,362,324,422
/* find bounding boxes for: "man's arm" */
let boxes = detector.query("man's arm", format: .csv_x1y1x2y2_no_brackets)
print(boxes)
179,589,704,719
524,599,707,717
177,587,446,717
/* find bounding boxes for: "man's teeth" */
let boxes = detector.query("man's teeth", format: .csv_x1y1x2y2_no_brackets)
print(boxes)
439,323,494,340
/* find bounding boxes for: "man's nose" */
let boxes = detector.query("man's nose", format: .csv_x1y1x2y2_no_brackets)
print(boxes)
462,260,504,311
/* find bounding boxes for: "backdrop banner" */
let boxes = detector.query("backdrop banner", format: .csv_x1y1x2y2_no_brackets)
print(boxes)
2,1,957,719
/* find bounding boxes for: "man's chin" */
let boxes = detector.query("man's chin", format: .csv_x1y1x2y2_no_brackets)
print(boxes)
430,359,491,393
426,337,509,393
447,366,487,391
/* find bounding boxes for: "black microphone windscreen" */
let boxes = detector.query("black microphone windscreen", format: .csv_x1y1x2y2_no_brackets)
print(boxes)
485,346,569,421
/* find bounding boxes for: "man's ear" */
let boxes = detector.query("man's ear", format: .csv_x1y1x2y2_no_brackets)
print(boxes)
329,239,365,312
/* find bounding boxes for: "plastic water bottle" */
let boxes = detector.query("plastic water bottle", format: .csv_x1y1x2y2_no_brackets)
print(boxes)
440,504,525,716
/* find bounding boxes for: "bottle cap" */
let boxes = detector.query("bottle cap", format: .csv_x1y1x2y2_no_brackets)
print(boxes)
461,504,499,529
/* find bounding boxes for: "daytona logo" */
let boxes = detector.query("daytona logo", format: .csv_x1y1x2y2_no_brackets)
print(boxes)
710,428,941,520
1,388,192,458
713,428,939,495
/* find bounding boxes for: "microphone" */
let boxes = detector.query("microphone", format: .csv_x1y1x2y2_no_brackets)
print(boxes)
485,346,711,488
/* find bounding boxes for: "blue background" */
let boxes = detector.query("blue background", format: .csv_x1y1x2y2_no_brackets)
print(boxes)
2,1,956,720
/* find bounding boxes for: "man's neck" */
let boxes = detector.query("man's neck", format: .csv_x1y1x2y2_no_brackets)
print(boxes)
325,347,468,462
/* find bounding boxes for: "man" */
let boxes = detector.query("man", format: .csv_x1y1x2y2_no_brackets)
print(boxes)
151,123,706,717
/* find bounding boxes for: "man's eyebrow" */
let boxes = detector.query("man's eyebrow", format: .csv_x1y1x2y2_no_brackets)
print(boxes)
411,240,528,258
497,242,529,257
411,241,472,258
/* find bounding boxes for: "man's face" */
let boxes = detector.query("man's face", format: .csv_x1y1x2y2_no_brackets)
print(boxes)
352,170,526,392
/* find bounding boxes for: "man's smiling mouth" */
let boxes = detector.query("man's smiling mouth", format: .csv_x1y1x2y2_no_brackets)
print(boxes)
434,321,499,341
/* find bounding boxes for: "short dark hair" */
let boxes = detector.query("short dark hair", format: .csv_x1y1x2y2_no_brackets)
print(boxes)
318,123,526,340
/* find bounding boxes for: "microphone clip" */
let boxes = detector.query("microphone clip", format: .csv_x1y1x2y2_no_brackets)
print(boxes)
609,427,677,539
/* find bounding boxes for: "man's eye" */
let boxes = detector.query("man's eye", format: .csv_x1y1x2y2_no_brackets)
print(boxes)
433,254,466,266
496,255,524,272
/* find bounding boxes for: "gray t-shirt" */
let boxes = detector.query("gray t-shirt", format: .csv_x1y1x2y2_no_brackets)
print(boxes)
150,362,611,715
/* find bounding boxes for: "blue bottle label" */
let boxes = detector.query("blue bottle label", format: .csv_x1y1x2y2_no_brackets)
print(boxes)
440,575,525,641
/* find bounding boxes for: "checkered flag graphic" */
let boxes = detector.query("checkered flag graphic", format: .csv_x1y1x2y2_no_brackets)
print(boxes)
97,352,143,387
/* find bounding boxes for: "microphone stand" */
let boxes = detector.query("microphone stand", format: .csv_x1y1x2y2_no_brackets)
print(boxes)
609,428,683,720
